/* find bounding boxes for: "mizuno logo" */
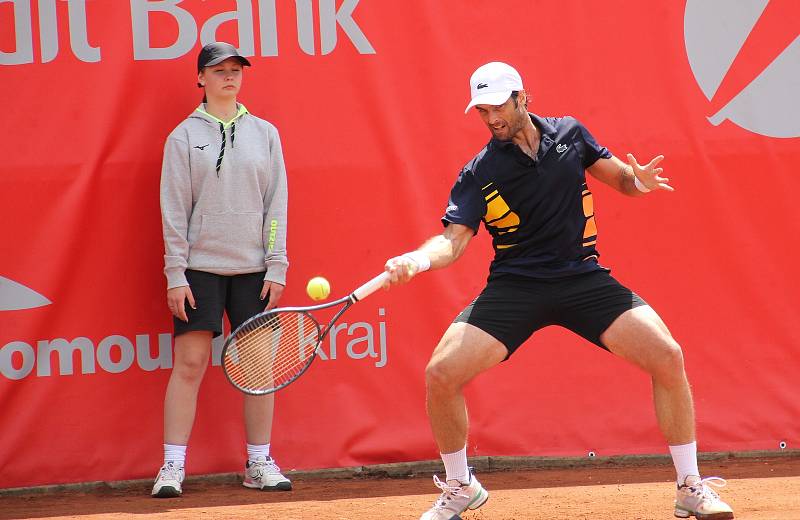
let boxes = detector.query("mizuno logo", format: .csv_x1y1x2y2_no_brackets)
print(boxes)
476,83,488,89
194,144,209,150
556,144,568,153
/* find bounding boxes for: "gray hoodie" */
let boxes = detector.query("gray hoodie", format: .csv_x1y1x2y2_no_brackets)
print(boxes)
160,104,288,289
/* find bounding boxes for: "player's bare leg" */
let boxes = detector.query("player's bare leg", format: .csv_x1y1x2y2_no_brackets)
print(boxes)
426,322,507,452
244,393,274,445
242,389,291,491
420,322,505,519
164,331,212,445
601,305,733,519
601,306,693,444
154,331,212,497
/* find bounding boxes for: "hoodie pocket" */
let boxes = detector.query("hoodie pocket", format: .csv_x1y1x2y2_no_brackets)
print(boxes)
190,212,263,268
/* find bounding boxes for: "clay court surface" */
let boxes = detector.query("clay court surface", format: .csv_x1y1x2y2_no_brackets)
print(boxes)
2,457,798,520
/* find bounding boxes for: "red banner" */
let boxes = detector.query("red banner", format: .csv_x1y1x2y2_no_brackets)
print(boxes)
1,0,798,488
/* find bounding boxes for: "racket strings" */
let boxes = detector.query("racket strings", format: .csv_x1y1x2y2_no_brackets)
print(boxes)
223,312,320,392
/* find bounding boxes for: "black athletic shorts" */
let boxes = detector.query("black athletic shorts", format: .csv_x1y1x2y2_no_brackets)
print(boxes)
174,270,267,338
454,270,647,356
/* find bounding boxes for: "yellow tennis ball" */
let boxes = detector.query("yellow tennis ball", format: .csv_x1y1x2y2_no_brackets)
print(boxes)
306,276,331,301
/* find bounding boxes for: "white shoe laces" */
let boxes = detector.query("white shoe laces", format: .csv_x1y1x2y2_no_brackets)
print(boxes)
159,462,183,483
431,475,468,509
250,457,283,476
686,476,727,501
264,458,283,474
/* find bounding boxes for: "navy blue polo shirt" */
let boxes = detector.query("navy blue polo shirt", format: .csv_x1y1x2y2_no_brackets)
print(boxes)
443,113,612,279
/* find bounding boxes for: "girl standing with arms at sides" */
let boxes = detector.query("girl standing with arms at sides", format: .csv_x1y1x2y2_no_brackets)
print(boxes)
153,42,291,498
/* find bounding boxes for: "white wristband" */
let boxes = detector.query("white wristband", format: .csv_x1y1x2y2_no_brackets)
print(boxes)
634,176,651,193
402,251,431,272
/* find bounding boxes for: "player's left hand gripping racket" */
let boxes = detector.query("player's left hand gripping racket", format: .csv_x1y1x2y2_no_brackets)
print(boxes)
222,272,390,395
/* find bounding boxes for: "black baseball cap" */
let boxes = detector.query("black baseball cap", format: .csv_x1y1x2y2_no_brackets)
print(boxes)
197,42,251,71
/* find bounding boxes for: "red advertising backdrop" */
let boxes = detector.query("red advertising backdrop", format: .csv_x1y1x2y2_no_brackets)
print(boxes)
1,1,798,488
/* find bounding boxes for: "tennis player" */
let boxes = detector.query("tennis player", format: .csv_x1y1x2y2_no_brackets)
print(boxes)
384,62,733,520
153,42,291,497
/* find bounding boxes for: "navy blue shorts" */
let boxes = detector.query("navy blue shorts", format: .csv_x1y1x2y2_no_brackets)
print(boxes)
174,270,267,338
454,270,647,356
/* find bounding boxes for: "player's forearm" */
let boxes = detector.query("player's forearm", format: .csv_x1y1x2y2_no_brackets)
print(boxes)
589,155,646,197
617,163,645,197
611,155,662,197
419,231,470,270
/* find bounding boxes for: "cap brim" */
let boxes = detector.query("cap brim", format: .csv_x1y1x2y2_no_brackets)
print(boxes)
204,54,251,68
464,91,512,114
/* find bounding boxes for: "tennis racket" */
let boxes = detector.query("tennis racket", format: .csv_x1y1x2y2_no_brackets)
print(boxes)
221,272,390,395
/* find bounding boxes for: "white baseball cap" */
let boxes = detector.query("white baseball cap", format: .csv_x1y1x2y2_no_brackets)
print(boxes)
464,62,523,114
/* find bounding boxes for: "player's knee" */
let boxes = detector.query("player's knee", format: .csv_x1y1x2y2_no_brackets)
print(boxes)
425,358,461,393
651,340,685,383
173,353,209,382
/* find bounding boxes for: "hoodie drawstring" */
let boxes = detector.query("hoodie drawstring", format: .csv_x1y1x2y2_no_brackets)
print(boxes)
215,122,225,177
231,121,236,148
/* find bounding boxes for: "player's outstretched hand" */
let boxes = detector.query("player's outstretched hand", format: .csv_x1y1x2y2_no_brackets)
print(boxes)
627,153,674,192
383,255,420,286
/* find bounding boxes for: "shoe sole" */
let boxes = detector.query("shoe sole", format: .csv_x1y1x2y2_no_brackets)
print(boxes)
243,481,293,491
152,486,181,498
675,508,734,520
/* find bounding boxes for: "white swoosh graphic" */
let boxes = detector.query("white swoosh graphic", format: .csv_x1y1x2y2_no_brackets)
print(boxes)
0,276,52,311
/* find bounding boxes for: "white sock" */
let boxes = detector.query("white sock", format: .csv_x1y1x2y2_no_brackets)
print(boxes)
247,443,270,462
164,444,186,467
669,441,699,485
441,446,469,484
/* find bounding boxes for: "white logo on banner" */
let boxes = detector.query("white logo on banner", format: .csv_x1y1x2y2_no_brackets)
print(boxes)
0,276,51,311
0,0,375,65
684,0,800,137
0,308,389,380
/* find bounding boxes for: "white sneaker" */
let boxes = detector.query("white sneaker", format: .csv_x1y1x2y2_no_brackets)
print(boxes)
151,461,184,498
243,456,292,491
675,476,734,519
419,471,489,520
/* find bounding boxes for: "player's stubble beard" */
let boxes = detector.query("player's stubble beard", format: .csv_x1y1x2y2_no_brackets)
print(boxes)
490,107,528,142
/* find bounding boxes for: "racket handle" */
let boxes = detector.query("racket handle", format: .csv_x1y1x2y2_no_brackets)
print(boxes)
352,272,390,301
